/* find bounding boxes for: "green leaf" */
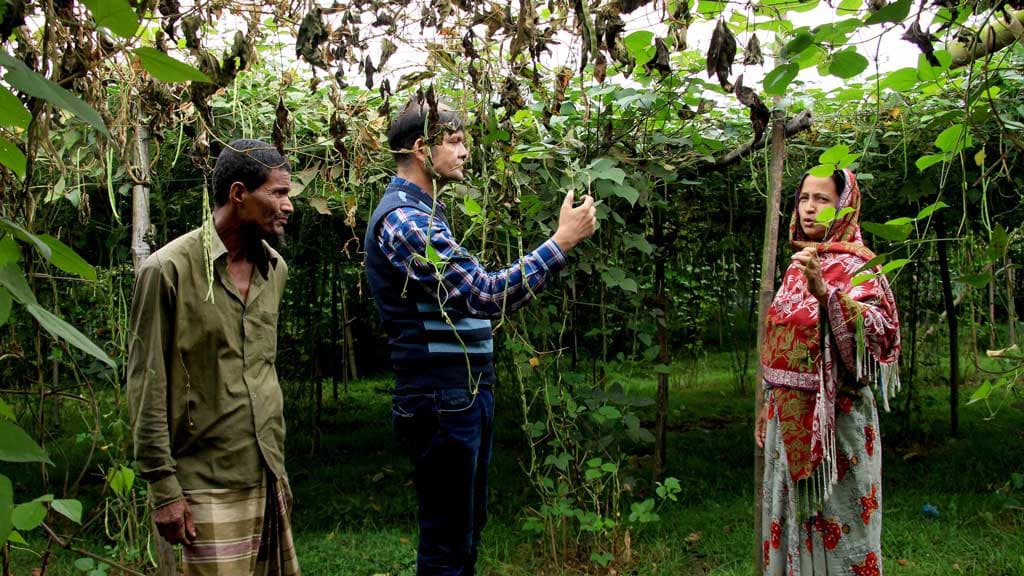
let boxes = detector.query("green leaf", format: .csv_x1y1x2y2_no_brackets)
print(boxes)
107,466,135,498
0,219,51,261
0,420,51,464
0,137,26,180
763,63,800,95
425,244,443,265
851,272,877,287
0,474,12,546
915,153,948,171
854,253,888,275
11,500,46,531
624,234,654,254
0,287,11,328
0,53,109,137
583,158,626,185
133,48,213,84
0,86,30,128
781,30,814,62
37,235,96,281
597,405,622,420
861,221,912,242
967,381,991,405
879,258,910,275
808,164,834,177
819,144,850,165
881,68,919,91
51,499,82,524
612,185,639,206
463,196,482,217
25,303,117,369
837,0,861,12
0,263,36,304
815,206,837,224
915,201,949,220
81,0,139,39
623,31,654,60
828,49,869,79
935,124,969,154
864,0,911,25
75,558,96,572
0,236,19,267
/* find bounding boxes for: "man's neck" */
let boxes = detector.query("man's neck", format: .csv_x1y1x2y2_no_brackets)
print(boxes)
397,164,438,198
213,207,259,263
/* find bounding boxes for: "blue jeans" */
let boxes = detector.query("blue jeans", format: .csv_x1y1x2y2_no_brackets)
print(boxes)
392,387,494,576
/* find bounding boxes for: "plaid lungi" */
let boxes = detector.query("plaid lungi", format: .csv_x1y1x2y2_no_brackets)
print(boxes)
182,473,300,576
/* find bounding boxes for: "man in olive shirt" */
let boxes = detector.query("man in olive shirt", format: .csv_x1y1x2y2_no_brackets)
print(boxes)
128,139,299,575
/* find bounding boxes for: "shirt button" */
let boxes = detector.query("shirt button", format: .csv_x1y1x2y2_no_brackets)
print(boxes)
251,391,256,399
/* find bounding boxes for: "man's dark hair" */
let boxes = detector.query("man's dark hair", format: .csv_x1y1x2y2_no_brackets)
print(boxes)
211,139,291,206
387,98,465,165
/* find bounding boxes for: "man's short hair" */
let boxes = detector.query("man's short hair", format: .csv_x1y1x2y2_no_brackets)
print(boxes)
211,139,291,206
387,98,465,165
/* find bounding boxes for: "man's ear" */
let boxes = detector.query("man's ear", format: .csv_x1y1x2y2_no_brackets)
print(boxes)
410,137,428,164
228,181,248,207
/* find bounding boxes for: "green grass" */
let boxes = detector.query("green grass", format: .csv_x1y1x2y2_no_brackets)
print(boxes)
5,353,1023,575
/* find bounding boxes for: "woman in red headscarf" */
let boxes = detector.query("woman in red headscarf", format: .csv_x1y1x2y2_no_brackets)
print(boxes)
755,169,901,575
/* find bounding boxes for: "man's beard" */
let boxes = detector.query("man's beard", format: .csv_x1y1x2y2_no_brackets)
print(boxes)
240,220,287,249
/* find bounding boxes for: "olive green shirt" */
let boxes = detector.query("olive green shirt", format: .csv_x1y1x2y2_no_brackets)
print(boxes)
127,227,288,509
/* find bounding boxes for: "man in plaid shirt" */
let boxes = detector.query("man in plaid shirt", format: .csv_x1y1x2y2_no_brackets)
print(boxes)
364,96,596,575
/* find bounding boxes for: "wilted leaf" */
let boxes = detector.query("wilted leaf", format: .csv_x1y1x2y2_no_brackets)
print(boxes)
706,19,737,91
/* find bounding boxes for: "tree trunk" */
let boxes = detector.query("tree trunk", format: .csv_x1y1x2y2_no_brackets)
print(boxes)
936,225,960,436
341,271,357,386
902,259,921,435
331,260,340,402
754,105,788,572
652,184,669,483
131,120,152,272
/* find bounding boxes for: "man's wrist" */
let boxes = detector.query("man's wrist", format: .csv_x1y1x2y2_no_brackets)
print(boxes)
552,230,576,253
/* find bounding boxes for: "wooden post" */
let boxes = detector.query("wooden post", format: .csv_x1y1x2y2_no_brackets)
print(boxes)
753,103,788,574
652,181,669,483
936,222,960,436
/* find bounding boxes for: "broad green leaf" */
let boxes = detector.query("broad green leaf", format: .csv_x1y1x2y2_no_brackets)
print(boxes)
0,87,30,128
38,235,96,281
612,185,639,206
425,244,443,265
808,164,834,177
623,31,654,60
934,124,969,154
854,253,888,275
864,0,911,25
885,217,914,225
624,234,654,254
880,258,910,275
0,235,20,267
0,137,26,180
915,201,949,220
838,153,862,168
597,405,622,420
81,0,139,39
881,68,919,91
957,272,994,289
815,206,837,224
50,499,82,524
0,219,50,260
25,303,117,369
75,558,96,572
0,262,37,304
584,158,626,185
0,420,51,464
819,144,850,165
133,48,212,84
11,500,46,531
0,53,109,137
917,50,953,80
0,287,10,327
861,221,912,242
837,0,861,12
764,63,799,95
967,381,991,404
781,30,814,62
619,278,638,292
0,474,12,546
463,196,482,217
107,465,135,498
828,49,869,79
915,153,948,171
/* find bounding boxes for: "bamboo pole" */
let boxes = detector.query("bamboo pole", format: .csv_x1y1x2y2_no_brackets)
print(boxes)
753,102,787,574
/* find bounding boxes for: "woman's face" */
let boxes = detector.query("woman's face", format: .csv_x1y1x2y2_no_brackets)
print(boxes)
798,175,840,241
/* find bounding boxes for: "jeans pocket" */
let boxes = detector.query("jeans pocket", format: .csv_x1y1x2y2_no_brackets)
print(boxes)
392,393,436,419
437,387,478,414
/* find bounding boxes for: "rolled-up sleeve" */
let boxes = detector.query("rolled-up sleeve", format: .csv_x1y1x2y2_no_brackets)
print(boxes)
126,255,181,509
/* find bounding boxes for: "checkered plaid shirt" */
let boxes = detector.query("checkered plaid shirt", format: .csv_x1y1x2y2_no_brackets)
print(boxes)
377,184,568,318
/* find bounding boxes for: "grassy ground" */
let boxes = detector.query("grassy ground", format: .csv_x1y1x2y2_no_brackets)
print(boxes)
5,353,1023,575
